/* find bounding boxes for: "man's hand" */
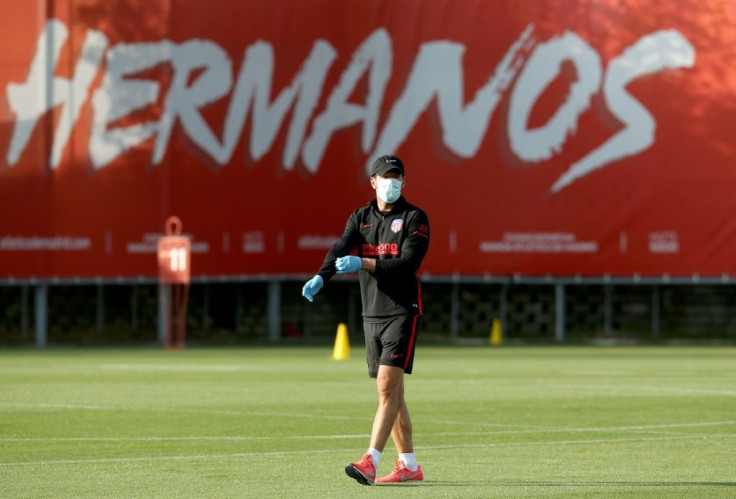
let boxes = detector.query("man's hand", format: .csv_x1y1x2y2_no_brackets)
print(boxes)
335,256,362,274
301,275,323,302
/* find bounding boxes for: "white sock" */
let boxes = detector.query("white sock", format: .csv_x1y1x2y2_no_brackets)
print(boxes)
399,452,418,471
368,447,381,468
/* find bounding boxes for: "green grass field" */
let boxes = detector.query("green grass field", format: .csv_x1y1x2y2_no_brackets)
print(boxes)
1,345,735,498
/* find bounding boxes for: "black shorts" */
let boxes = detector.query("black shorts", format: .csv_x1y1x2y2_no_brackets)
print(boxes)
363,315,420,378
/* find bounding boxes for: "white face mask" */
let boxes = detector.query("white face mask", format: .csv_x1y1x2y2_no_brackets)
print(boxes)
376,177,402,204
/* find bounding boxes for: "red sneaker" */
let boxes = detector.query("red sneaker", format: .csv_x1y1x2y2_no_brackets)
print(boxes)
376,460,424,483
345,453,376,486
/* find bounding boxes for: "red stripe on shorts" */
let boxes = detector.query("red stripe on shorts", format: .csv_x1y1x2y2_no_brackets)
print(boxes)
404,315,419,371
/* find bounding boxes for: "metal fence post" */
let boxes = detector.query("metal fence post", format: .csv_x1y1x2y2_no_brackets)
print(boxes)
96,284,104,334
603,284,613,334
450,282,459,338
652,285,661,339
34,284,47,347
130,285,138,333
555,283,566,342
157,284,169,346
202,283,210,332
267,280,281,342
500,282,509,341
21,285,29,342
235,284,244,335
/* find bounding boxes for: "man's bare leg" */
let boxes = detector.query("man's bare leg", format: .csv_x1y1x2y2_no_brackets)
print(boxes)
369,365,405,452
391,386,413,453
372,366,423,483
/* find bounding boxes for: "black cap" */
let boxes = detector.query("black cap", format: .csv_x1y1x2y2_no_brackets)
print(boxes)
370,155,405,177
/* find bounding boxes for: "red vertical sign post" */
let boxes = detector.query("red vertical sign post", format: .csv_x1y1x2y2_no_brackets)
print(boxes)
157,217,191,349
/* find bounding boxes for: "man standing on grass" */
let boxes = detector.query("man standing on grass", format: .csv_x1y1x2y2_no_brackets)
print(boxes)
301,155,430,485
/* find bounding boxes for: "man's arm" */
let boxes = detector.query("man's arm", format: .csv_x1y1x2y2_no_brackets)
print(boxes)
360,258,376,273
303,211,361,302
316,211,361,282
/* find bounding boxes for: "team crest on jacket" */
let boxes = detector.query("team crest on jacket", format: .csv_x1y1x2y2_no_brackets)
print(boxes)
391,219,404,233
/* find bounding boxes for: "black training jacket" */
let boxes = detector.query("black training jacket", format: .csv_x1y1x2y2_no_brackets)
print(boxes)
317,197,430,318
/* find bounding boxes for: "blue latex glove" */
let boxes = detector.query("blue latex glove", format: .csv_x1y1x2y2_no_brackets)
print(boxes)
335,255,362,274
302,275,323,302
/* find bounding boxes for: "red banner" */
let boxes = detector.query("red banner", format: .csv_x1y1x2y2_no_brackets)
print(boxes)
1,0,735,279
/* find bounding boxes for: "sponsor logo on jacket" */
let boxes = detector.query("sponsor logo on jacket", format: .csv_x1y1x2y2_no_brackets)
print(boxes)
362,242,399,256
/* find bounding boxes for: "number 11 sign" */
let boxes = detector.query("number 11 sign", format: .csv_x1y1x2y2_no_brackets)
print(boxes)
157,216,191,349
157,217,191,284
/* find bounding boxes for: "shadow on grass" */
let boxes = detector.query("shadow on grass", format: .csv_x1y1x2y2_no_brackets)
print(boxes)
413,481,736,488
